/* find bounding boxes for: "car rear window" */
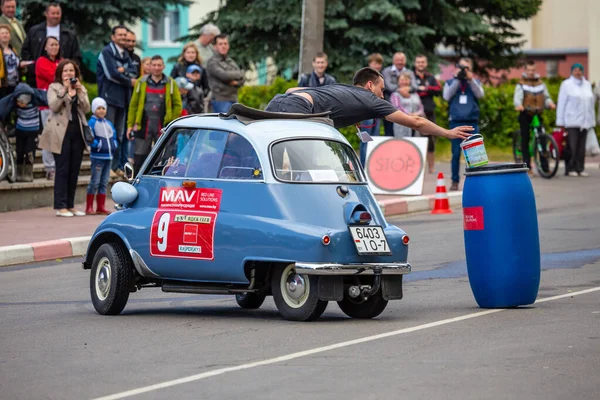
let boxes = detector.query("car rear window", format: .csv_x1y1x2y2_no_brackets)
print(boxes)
271,139,364,183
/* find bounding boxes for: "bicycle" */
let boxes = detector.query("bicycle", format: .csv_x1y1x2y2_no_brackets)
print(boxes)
0,122,17,183
512,108,559,179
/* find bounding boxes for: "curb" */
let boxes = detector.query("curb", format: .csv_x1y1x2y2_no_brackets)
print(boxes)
0,192,461,267
378,191,462,218
0,236,90,267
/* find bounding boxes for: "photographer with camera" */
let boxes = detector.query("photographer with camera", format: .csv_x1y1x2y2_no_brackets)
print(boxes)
38,59,91,217
443,57,484,190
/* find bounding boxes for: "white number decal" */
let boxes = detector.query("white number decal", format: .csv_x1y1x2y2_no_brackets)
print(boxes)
157,213,170,252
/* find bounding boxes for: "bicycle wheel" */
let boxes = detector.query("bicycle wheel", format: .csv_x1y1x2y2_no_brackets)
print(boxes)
0,141,8,181
5,144,16,183
534,133,559,179
512,130,522,163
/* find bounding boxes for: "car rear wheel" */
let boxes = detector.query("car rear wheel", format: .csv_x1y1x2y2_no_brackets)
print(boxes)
271,264,327,321
235,292,266,309
90,243,131,315
337,291,388,319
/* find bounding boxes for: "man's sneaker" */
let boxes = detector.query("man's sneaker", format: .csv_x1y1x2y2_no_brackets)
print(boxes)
56,210,74,217
450,182,459,191
568,171,578,177
579,172,590,177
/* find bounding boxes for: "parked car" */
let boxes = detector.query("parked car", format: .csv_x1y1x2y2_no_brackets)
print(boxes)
83,104,411,321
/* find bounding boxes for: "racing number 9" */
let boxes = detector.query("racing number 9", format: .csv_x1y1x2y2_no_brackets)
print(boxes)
157,213,170,252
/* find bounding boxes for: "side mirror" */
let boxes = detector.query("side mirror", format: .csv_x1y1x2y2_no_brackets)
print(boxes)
124,162,135,182
111,181,138,206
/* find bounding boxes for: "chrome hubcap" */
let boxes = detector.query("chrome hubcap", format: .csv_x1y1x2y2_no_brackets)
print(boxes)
95,257,111,301
280,264,309,308
286,274,306,300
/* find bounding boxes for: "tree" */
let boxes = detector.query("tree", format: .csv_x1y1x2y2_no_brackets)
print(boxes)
19,0,191,50
184,0,542,82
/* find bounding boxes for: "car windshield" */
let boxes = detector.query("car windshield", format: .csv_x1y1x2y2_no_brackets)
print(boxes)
271,139,364,183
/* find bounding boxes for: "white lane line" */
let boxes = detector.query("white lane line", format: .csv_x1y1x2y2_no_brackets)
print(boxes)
92,286,600,400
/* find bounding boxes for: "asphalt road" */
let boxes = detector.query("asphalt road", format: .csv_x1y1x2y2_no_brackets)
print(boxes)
1,169,599,400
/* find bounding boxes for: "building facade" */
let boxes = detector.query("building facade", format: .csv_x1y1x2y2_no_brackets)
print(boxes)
438,0,599,84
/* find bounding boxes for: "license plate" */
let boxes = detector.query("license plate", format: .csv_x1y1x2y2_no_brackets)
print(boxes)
349,226,392,255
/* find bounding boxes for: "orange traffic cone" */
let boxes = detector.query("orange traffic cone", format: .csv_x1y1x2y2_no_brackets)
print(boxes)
431,172,453,214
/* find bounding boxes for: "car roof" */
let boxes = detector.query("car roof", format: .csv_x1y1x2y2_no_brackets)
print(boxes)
167,104,351,150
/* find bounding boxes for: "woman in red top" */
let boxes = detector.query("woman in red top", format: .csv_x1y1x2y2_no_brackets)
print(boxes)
35,36,60,180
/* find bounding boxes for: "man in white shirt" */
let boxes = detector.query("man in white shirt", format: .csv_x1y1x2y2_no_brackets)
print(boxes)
21,2,81,87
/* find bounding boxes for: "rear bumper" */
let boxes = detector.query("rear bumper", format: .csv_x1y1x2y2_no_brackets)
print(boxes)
294,262,411,276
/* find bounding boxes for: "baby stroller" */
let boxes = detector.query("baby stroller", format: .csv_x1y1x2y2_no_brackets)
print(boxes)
0,121,17,183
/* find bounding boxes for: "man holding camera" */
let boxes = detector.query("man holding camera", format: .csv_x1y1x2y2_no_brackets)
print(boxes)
443,58,484,190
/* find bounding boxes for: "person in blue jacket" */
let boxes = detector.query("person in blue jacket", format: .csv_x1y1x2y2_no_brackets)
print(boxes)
443,57,484,190
86,97,118,215
96,25,135,178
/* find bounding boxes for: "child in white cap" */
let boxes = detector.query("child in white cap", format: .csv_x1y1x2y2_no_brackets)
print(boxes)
86,97,118,215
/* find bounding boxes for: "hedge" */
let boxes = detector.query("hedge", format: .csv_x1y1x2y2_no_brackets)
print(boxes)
239,77,569,149
84,77,597,150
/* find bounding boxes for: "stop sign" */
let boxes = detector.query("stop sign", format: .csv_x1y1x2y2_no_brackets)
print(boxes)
366,139,424,192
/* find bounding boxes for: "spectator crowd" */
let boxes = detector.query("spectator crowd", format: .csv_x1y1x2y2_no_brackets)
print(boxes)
0,0,599,217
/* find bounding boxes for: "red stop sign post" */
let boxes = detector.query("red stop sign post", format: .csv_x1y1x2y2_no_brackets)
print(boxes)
366,139,424,193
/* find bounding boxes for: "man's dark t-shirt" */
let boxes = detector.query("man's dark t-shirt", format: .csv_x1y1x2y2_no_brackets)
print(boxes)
265,84,398,128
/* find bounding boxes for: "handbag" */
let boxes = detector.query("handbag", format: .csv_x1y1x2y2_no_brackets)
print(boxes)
83,124,94,144
586,128,600,157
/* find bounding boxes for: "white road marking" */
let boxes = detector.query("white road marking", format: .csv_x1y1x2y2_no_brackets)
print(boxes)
92,286,600,400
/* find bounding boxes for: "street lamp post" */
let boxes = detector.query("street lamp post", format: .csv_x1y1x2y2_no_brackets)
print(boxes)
298,0,325,79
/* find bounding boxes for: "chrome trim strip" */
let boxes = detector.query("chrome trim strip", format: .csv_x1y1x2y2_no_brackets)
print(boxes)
294,262,411,276
130,250,161,278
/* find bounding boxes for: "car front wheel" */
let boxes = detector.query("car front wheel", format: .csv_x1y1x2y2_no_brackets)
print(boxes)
271,264,327,321
90,243,132,315
337,291,388,319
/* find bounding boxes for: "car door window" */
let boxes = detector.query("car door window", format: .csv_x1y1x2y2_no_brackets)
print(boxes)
145,128,261,180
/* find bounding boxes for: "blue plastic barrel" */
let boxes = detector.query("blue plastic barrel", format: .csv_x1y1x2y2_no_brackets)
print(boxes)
462,163,540,308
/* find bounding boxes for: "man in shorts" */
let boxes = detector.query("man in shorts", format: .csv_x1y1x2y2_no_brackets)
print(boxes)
265,67,473,140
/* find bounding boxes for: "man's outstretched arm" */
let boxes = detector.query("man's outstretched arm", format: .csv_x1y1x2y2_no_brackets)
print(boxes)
385,111,473,140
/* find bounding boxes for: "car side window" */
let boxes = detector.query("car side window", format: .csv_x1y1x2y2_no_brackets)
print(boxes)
145,128,261,180
218,133,262,180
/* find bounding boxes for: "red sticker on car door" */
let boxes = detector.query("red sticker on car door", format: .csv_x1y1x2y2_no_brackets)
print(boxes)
463,206,484,230
150,188,222,260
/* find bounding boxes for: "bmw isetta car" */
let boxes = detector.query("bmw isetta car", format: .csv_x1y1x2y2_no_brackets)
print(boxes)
83,104,411,321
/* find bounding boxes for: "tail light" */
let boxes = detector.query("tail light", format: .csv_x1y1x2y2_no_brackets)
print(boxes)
321,235,331,246
351,211,372,224
402,235,410,245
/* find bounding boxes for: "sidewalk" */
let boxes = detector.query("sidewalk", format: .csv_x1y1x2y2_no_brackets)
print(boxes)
0,165,460,266
5,155,598,266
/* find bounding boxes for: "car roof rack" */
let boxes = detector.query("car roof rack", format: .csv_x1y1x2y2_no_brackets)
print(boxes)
220,103,334,126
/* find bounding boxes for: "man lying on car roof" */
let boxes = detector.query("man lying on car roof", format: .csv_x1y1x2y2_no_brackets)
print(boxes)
265,67,473,140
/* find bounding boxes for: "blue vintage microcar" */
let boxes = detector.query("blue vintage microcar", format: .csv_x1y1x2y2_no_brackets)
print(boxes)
83,105,411,321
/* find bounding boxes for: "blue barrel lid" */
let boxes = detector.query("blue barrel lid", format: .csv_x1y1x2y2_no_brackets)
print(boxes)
465,162,528,176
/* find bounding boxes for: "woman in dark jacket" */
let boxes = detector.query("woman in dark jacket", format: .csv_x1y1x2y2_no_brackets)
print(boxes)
170,43,209,96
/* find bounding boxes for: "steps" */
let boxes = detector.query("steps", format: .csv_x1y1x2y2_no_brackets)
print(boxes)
0,137,114,212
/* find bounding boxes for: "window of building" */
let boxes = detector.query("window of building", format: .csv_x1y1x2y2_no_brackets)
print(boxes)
150,9,181,44
546,60,558,78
